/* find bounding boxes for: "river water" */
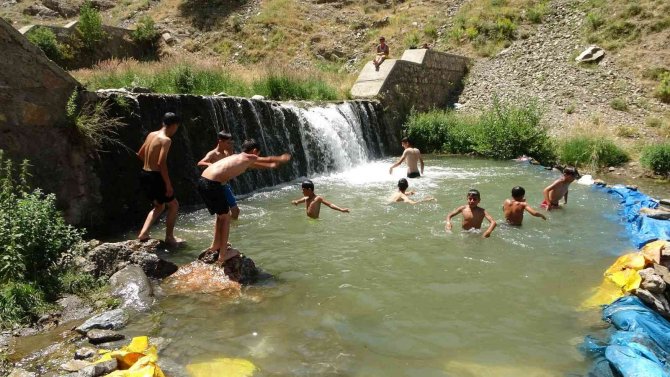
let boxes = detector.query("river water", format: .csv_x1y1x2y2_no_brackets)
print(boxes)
123,156,632,376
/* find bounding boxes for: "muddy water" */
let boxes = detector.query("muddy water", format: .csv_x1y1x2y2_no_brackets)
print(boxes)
119,157,634,376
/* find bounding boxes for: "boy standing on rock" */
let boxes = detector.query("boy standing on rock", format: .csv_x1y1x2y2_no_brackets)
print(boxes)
198,139,291,263
136,112,182,247
198,131,240,220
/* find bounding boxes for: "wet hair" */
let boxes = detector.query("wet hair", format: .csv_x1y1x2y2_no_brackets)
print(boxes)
162,112,180,126
241,139,260,153
301,180,314,191
401,137,412,145
398,178,409,191
379,36,385,41
467,189,480,199
511,186,525,199
217,131,232,140
563,166,579,177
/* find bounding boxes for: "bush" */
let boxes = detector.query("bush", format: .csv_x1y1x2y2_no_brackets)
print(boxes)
655,72,670,104
559,137,629,169
0,282,46,326
27,26,63,62
77,1,106,49
131,16,158,43
252,73,338,101
610,98,628,111
640,143,670,175
67,91,125,152
405,98,556,163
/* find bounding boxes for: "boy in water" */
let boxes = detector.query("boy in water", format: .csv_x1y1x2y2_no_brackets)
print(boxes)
503,186,547,225
445,189,497,238
136,112,182,247
542,167,579,210
389,137,424,178
389,178,436,204
198,139,291,262
198,131,240,220
291,180,350,219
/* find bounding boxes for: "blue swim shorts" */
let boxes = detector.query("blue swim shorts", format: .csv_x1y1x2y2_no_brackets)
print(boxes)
223,183,237,208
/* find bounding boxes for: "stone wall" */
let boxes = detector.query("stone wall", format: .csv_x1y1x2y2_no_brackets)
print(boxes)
0,18,103,227
350,49,469,139
19,21,157,70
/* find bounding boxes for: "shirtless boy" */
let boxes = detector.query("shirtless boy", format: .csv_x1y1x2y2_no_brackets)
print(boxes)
389,137,424,178
542,167,578,210
503,186,547,225
136,112,182,247
291,180,350,219
197,131,240,220
389,178,436,204
199,139,291,262
445,189,497,238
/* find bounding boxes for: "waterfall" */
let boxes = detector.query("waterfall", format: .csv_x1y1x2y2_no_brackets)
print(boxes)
93,94,399,229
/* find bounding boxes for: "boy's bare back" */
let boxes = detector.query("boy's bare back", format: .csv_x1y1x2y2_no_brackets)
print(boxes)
503,199,526,225
545,178,570,205
201,153,258,183
140,131,171,171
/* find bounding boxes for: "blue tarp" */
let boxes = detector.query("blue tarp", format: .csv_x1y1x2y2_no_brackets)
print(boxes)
595,185,670,248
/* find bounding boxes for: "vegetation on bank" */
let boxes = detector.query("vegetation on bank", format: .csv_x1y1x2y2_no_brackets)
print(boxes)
405,98,556,164
73,58,345,100
641,143,670,176
559,137,629,170
0,152,97,327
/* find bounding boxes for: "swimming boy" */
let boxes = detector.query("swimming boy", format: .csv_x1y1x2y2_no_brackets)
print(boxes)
389,137,424,178
542,167,579,210
198,131,240,220
199,139,291,262
389,178,436,204
291,180,350,219
445,189,497,238
136,112,182,247
503,186,547,225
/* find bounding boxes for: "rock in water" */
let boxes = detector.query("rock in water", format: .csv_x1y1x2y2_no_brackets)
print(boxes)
162,261,242,295
223,255,259,284
75,309,128,334
109,265,154,311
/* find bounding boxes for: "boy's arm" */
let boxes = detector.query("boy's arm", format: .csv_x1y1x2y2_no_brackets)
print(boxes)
291,197,308,205
445,206,464,231
157,139,173,197
419,153,425,174
525,204,547,220
197,151,214,168
256,153,291,163
136,140,147,161
389,150,408,174
482,210,497,238
319,197,350,213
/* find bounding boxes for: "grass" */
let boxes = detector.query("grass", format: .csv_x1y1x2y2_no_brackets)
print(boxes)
72,57,348,100
640,142,670,175
559,137,629,170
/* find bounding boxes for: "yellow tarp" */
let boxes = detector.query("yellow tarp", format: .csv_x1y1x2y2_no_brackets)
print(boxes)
581,252,648,309
93,336,165,377
641,240,670,264
186,357,257,377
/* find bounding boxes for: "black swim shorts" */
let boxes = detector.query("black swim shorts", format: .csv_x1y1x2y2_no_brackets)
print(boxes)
197,177,230,215
140,170,175,204
407,171,421,178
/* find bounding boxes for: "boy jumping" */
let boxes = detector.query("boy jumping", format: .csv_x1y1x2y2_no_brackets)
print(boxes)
445,189,497,238
197,131,240,220
291,180,350,219
503,186,547,225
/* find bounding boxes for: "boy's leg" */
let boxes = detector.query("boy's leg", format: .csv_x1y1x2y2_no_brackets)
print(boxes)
209,214,222,251
138,202,165,241
231,206,240,220
164,199,181,246
212,212,231,253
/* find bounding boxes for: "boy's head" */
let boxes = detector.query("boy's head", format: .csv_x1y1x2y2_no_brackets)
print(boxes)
467,189,481,207
162,112,180,135
511,186,525,200
301,180,315,195
401,137,412,149
217,131,233,149
563,166,579,182
397,178,409,192
242,139,260,154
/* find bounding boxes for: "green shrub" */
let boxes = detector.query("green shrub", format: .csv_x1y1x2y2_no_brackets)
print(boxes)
0,282,46,326
586,12,604,30
131,16,158,43
27,26,63,62
77,1,106,49
655,72,670,103
252,73,338,101
174,66,196,93
610,98,628,111
640,143,670,175
404,31,421,49
559,137,629,169
527,2,548,23
405,110,478,154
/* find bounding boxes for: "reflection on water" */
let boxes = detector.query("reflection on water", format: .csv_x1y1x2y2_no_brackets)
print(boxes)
125,157,631,376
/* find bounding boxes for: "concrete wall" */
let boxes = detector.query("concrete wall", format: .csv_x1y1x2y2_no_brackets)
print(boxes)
350,49,469,146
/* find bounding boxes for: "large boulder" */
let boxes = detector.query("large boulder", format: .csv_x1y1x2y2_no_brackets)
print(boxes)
223,255,259,284
82,240,178,279
162,261,241,295
109,265,154,311
75,309,128,334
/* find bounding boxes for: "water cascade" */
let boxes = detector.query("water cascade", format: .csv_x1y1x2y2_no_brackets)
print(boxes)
93,94,400,229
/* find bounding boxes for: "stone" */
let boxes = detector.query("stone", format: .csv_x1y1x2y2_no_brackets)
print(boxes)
575,45,605,63
653,264,670,285
216,92,228,96
660,199,670,206
90,0,114,10
161,32,175,45
372,16,390,28
640,207,670,220
608,166,615,172
41,0,79,17
129,87,152,93
635,289,670,318
7,369,36,377
223,254,259,284
75,309,128,334
23,4,59,17
58,294,93,323
61,359,92,372
87,329,125,345
163,261,241,295
84,240,177,279
593,179,607,186
639,268,666,293
625,185,638,191
251,95,265,100
74,346,97,360
109,265,154,311
71,359,118,377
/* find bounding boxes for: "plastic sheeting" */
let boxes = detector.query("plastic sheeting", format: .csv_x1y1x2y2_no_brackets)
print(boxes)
596,185,670,248
581,253,647,309
583,296,670,377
